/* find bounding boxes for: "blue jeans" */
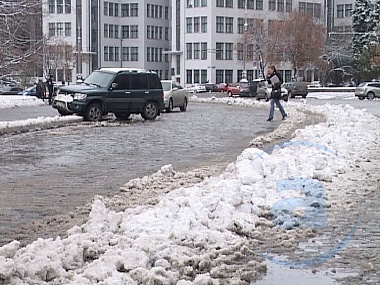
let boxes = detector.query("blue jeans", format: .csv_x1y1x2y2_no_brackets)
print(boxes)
268,98,287,120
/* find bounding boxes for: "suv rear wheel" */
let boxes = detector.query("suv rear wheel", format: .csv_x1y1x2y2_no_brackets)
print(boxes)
85,102,103,121
141,101,159,120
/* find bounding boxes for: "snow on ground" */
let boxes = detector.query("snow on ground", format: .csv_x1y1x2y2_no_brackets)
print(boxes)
0,95,44,109
0,95,379,284
306,92,355,100
0,95,82,135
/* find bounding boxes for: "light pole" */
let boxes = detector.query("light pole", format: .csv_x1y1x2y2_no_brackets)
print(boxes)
241,0,248,82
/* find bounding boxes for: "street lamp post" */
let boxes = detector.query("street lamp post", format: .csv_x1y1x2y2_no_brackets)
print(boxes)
241,0,248,82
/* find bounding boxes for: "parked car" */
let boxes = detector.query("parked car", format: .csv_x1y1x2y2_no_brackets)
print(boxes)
204,83,219,92
218,83,228,92
238,79,288,101
161,80,188,112
0,86,23,95
307,81,322,88
355,81,380,100
227,83,242,96
283,81,308,98
53,68,164,121
19,86,37,97
186,83,207,93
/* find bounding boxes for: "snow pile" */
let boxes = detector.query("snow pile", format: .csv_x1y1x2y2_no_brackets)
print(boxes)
306,92,355,100
0,98,378,284
0,95,44,109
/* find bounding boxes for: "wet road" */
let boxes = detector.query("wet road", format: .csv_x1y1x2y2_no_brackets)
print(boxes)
0,102,278,243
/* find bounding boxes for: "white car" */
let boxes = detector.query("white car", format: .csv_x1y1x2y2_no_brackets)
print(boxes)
161,80,189,112
186,83,207,93
308,81,322,88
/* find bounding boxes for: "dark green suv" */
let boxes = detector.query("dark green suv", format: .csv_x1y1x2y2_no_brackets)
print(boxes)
54,68,164,121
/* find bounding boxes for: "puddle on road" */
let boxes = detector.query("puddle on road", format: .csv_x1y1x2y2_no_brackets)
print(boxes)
252,262,338,285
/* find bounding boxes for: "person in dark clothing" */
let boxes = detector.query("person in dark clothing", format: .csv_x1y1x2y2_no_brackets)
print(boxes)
36,79,46,100
266,65,287,121
46,75,54,105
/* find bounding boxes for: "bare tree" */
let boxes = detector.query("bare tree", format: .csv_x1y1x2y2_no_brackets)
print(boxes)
43,38,76,82
0,0,43,78
270,12,325,78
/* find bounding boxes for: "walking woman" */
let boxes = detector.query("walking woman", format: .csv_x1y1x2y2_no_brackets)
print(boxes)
266,65,287,121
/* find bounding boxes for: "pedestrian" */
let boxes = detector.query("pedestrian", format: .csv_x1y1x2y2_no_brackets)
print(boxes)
266,65,287,121
36,79,46,101
46,75,54,105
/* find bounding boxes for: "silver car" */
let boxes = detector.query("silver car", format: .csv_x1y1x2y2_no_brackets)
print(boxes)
355,81,380,100
161,80,188,112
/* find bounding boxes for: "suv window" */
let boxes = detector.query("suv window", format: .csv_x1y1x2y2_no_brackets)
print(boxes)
113,74,132,89
84,70,114,88
147,74,161,89
130,74,148,89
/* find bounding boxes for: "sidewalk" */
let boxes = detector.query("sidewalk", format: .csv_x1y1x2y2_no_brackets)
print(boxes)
0,104,59,122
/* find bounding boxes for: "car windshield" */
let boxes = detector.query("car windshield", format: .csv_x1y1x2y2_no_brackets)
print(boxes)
161,81,171,91
84,71,115,88
358,82,367,87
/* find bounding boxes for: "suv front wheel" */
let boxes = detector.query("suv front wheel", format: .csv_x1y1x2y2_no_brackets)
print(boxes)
141,101,159,120
85,102,103,121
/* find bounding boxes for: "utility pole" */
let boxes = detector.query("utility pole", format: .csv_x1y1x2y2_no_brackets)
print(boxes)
241,0,248,82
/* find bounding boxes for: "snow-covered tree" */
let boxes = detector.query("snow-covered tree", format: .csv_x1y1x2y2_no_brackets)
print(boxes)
0,1,43,78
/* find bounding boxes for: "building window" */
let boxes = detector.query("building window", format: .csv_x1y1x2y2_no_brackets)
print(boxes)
237,43,243,60
130,25,138,38
65,0,71,13
201,42,207,60
225,43,233,60
216,42,224,60
194,0,200,7
115,47,120,61
237,18,244,34
285,0,292,12
56,22,63,36
165,6,169,19
130,47,138,61
122,25,129,38
225,17,233,33
269,0,276,11
104,46,109,61
109,24,114,38
201,0,207,7
186,43,193,59
216,70,224,84
130,3,138,16
226,0,233,7
194,17,200,33
57,0,63,13
186,18,193,33
216,0,224,7
64,22,71,36
104,1,108,15
277,0,284,11
216,17,224,33
147,47,151,61
194,70,200,83
314,3,321,18
201,17,207,33
165,27,169,40
48,0,55,13
337,4,343,18
122,47,129,61
256,0,263,10
194,43,200,59
109,2,114,16
104,24,109,38
48,23,56,36
248,0,255,9
186,70,192,84
121,3,129,16
201,70,207,83
238,0,245,8
109,46,114,61
187,0,193,8
225,70,233,83
115,3,119,16
299,2,306,13
306,2,313,15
